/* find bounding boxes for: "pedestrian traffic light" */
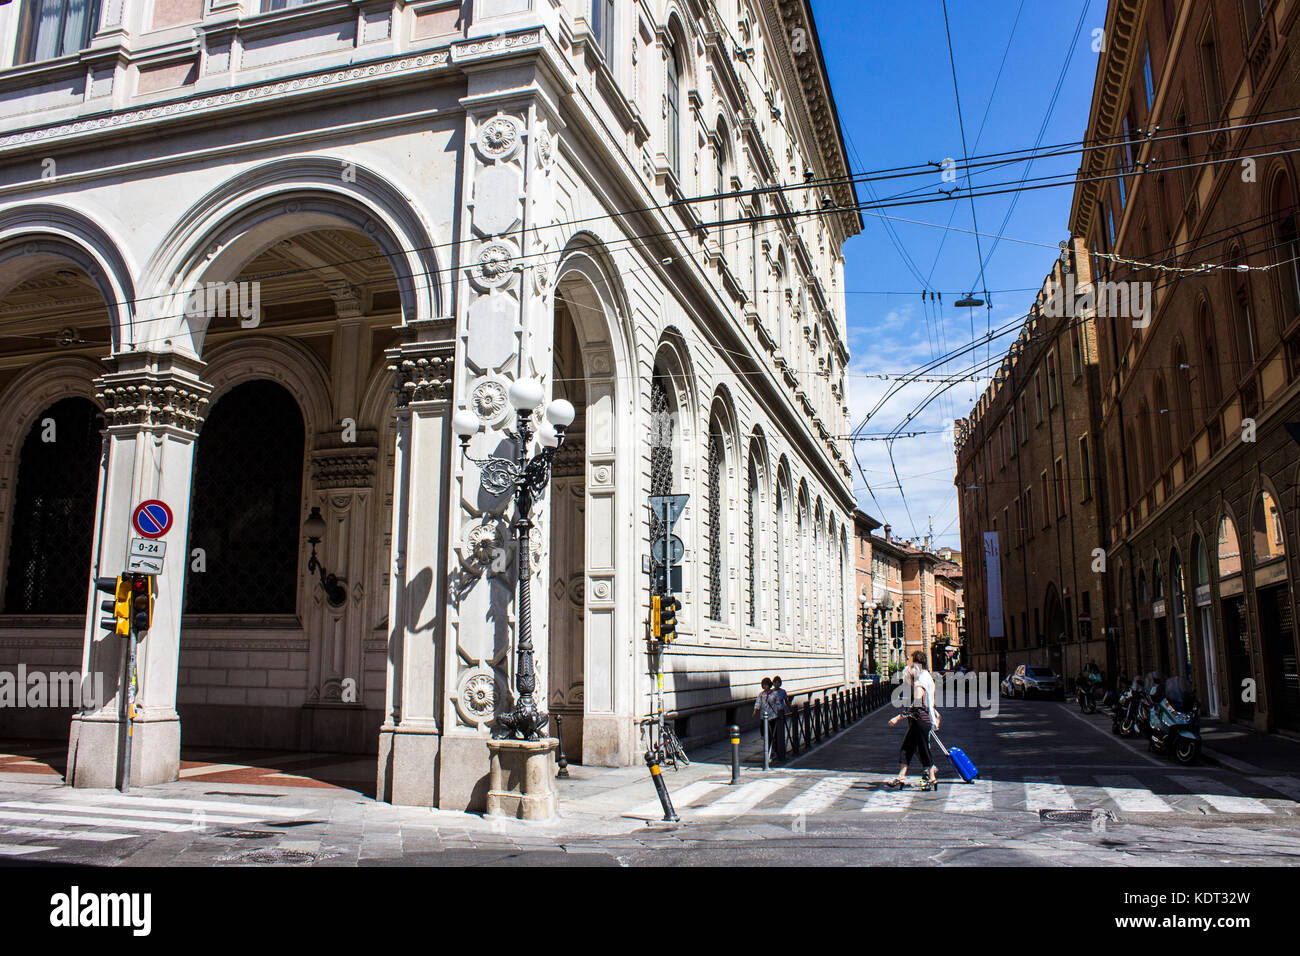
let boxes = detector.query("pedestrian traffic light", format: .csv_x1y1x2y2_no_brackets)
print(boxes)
651,594,662,639
96,575,130,636
659,596,679,642
129,573,153,634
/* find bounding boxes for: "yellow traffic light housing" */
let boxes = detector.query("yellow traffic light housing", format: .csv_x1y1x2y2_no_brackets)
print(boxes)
96,575,130,636
651,594,662,639
660,596,679,643
130,574,153,634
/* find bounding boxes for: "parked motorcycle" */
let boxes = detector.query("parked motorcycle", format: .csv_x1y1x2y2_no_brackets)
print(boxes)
1076,668,1109,713
1146,675,1201,764
1111,675,1144,737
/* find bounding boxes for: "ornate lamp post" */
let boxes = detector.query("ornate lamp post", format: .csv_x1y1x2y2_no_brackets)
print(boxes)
859,593,876,678
452,378,575,742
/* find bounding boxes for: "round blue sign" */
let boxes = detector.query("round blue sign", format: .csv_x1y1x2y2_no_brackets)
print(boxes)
132,500,174,539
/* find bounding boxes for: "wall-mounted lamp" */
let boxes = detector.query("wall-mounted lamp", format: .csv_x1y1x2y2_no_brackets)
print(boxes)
304,506,347,608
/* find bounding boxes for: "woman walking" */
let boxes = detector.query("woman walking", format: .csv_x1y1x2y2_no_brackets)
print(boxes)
886,651,941,790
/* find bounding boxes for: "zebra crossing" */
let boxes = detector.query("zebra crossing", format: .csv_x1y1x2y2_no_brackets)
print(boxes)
0,791,315,859
624,770,1300,822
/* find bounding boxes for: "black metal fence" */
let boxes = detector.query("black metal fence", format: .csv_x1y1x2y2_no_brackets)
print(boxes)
766,681,894,762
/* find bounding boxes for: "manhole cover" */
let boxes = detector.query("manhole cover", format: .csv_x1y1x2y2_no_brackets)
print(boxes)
215,829,273,840
1039,808,1114,824
235,848,317,865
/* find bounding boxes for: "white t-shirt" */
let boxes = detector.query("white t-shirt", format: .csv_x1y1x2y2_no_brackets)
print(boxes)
904,666,937,723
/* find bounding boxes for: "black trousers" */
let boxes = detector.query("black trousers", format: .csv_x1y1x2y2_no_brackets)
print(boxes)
899,711,933,770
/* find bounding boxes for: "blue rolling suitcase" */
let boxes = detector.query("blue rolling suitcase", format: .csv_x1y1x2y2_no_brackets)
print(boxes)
930,731,978,782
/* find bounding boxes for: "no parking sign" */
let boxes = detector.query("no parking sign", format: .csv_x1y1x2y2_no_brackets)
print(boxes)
132,500,173,539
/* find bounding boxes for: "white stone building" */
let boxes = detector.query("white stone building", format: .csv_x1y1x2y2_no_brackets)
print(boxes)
0,0,860,810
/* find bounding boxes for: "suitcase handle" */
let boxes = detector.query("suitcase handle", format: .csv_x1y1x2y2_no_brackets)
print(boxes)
929,730,950,756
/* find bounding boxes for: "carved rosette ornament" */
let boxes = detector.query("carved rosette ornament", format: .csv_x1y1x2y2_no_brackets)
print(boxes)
454,669,498,727
469,375,510,427
457,515,511,576
469,241,516,292
476,115,520,161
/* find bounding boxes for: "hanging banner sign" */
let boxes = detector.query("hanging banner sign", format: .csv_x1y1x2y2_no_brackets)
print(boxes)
984,531,1004,639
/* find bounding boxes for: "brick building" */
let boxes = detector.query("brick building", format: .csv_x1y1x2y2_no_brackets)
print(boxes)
933,559,964,669
1068,0,1300,732
955,237,1112,681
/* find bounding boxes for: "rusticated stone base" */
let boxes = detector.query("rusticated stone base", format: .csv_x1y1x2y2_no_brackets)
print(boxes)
485,737,557,821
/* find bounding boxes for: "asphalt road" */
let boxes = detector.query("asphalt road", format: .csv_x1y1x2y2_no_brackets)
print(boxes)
1,695,1298,867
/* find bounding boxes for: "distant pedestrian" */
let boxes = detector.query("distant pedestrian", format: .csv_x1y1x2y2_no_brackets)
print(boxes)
886,651,940,790
770,676,789,760
754,677,777,757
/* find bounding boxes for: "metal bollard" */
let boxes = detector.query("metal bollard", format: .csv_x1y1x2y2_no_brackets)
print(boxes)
762,715,771,772
645,750,679,822
730,724,741,784
555,714,569,779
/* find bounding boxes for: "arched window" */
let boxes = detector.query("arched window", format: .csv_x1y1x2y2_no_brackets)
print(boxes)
706,425,723,622
1173,340,1193,448
774,478,785,633
1153,375,1172,467
1229,244,1257,369
649,366,675,550
3,397,100,613
746,451,759,628
1135,400,1154,491
665,36,682,180
186,380,305,614
1200,304,1222,412
1253,490,1286,563
715,119,730,250
1274,173,1300,325
1217,514,1242,578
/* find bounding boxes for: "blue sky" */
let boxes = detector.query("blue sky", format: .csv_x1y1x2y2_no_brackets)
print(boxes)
813,0,1101,548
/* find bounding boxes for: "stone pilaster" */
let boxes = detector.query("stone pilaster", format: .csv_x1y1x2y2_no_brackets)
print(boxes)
377,332,454,807
67,351,211,789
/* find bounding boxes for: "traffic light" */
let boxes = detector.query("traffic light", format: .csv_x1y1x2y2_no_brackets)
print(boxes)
659,596,679,642
96,575,130,636
651,594,662,639
129,574,153,634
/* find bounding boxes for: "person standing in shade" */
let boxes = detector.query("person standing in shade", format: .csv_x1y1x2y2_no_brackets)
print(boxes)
753,677,777,759
885,651,940,790
770,676,789,760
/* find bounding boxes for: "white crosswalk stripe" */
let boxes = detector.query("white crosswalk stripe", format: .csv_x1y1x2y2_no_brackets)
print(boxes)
1096,775,1174,812
779,776,857,815
0,842,57,857
943,780,993,813
860,787,917,813
0,792,315,856
627,780,725,818
1175,776,1273,814
696,778,792,817
1023,777,1075,811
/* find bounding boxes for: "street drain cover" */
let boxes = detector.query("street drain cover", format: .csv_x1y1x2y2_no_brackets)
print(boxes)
1039,809,1115,824
215,829,273,840
235,848,317,865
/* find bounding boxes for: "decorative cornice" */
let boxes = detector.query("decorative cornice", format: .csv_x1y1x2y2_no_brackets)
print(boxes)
387,342,454,407
0,51,452,151
95,358,212,433
311,446,378,488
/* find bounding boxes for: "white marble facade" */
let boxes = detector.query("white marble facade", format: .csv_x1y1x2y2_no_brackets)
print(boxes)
0,0,859,809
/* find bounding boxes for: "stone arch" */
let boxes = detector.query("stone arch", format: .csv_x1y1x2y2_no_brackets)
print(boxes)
143,157,442,357
0,204,136,351
201,336,333,436
545,234,637,764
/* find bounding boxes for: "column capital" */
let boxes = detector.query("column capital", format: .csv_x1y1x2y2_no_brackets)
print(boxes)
94,351,212,434
386,339,455,408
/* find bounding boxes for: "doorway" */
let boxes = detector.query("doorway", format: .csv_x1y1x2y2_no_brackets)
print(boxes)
548,298,587,762
1222,595,1253,723
1256,584,1300,732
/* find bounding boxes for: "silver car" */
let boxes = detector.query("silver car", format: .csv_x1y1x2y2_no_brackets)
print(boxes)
1010,664,1064,700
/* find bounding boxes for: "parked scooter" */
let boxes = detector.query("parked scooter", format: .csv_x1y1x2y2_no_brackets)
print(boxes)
1146,675,1201,764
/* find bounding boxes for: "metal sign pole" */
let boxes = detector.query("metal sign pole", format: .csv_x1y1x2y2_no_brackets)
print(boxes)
120,630,137,792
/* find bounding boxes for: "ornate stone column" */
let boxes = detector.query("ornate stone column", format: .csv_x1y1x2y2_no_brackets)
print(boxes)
67,352,210,789
377,332,454,807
